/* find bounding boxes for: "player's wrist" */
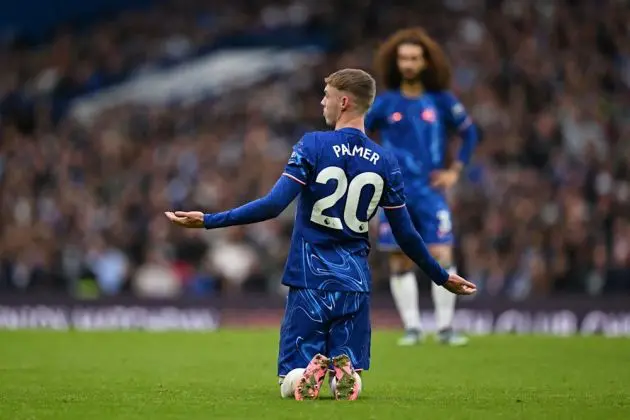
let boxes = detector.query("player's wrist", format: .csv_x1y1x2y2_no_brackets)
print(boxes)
435,268,449,286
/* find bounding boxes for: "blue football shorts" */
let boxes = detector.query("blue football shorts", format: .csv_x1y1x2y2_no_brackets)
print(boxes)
277,287,371,377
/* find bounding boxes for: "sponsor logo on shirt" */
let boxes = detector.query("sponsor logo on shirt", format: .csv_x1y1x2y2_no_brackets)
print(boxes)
421,108,436,123
389,112,403,123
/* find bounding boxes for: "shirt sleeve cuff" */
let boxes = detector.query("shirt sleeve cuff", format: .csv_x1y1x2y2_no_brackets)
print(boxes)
435,268,449,286
203,214,213,229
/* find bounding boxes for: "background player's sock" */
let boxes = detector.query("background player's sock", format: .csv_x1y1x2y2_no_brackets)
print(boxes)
432,266,457,331
390,272,422,331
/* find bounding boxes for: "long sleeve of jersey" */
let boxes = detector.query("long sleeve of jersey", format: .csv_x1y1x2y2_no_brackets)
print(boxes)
203,176,302,229
384,206,449,286
457,123,477,165
379,152,449,286
438,91,478,165
204,134,315,229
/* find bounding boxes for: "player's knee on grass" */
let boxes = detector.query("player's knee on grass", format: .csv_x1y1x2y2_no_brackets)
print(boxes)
388,252,415,274
279,368,305,398
282,368,363,400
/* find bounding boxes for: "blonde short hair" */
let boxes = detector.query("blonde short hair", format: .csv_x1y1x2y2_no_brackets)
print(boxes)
324,68,376,113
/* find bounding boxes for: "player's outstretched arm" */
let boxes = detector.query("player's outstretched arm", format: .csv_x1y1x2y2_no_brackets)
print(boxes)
384,206,476,295
165,175,303,229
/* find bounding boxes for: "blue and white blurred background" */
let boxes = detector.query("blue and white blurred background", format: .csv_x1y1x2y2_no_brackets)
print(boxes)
1,0,629,333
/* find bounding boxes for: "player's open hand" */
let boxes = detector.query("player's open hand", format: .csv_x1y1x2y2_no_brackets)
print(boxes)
430,169,459,189
164,211,205,228
443,273,476,295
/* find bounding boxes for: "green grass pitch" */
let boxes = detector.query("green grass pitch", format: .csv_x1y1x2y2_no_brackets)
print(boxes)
1,330,629,419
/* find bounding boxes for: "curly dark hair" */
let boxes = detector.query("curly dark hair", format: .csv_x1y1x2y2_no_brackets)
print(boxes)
374,27,452,92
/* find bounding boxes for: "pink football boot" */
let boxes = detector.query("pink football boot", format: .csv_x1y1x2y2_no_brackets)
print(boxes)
294,354,330,400
332,354,360,400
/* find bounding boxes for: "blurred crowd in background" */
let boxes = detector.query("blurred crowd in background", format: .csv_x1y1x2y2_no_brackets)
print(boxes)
1,0,629,299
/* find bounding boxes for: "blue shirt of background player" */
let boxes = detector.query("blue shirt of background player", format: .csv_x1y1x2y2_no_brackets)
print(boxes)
281,127,406,293
364,90,477,197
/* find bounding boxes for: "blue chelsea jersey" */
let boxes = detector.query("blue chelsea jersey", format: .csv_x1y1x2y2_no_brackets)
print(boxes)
365,90,471,194
281,127,405,292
